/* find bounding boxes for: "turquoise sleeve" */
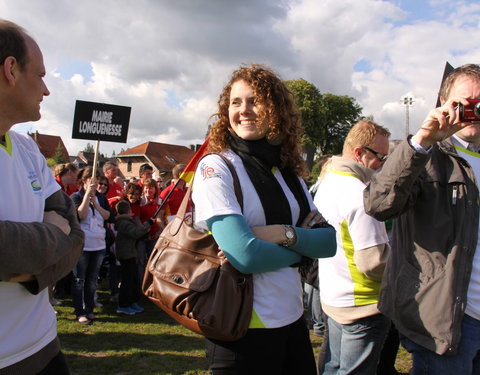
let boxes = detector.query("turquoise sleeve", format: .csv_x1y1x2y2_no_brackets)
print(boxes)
289,226,337,258
206,215,302,274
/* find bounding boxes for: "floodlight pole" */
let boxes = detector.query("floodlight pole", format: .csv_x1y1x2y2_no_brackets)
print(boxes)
402,96,414,137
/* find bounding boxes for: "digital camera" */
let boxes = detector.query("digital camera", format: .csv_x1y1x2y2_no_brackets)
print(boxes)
459,98,480,122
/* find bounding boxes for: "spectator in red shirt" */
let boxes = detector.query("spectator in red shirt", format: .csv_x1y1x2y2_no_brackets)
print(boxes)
124,184,142,223
103,161,123,208
158,163,187,223
137,163,153,188
51,162,79,305
138,178,162,279
54,163,79,195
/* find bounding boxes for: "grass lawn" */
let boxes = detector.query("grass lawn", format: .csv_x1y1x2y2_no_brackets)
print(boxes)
55,287,412,375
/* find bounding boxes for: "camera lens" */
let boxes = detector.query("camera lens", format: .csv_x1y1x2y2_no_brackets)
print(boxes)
474,102,480,119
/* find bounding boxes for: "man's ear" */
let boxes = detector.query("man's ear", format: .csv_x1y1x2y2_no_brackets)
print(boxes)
353,146,363,162
2,56,18,86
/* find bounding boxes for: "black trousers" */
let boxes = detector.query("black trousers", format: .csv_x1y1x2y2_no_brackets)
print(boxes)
36,351,69,375
118,258,140,308
205,317,316,375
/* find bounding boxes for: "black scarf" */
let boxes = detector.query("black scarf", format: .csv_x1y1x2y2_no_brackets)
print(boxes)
228,134,310,226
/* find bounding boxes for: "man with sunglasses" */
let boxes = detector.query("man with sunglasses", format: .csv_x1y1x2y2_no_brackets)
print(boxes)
314,120,391,374
364,64,480,374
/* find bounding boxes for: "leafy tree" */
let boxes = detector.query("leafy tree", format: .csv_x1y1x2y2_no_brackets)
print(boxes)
319,93,363,155
285,79,363,164
83,143,95,153
53,144,66,164
46,158,56,168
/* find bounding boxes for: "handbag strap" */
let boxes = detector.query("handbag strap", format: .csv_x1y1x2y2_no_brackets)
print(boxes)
175,153,243,221
216,153,243,211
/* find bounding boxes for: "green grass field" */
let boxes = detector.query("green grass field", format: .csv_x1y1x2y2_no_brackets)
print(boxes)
55,287,412,375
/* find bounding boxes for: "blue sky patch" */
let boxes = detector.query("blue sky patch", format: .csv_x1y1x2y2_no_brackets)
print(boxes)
56,59,93,82
354,59,373,73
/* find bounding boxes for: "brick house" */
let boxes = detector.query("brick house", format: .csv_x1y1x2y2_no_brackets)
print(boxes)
116,141,196,183
28,131,69,162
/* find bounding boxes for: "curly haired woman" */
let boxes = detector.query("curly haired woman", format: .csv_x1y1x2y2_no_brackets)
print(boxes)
192,64,336,374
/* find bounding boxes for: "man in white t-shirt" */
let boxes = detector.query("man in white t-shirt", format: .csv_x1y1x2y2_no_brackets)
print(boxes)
0,20,84,374
314,120,391,374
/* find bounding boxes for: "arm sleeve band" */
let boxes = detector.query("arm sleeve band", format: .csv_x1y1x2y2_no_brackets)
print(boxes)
207,214,301,274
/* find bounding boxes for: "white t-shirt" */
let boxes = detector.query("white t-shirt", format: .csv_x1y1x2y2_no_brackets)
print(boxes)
0,130,60,369
192,150,314,329
79,195,106,251
452,137,480,320
314,168,388,308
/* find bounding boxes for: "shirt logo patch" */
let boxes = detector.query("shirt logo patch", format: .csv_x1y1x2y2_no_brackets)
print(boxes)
28,171,42,194
31,180,41,191
200,162,220,180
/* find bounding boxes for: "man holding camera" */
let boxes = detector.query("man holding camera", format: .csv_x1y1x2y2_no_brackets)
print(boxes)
364,63,480,374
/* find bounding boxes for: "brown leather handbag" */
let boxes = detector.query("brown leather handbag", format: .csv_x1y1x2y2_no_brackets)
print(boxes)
142,155,253,341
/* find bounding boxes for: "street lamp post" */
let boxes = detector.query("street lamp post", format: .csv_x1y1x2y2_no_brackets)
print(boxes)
402,96,414,137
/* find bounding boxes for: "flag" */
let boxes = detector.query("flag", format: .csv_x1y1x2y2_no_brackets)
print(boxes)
151,136,209,219
179,136,210,185
436,62,455,107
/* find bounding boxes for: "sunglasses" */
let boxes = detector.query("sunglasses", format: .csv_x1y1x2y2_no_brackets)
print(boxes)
98,182,108,186
362,146,388,162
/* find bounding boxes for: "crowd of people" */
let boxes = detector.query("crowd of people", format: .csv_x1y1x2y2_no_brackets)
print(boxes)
49,159,186,324
3,18,480,375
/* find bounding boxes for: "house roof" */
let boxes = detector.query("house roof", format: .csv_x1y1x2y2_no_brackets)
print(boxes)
28,131,69,162
117,141,195,172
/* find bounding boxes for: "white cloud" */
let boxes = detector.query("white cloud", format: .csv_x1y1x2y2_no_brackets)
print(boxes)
4,0,480,156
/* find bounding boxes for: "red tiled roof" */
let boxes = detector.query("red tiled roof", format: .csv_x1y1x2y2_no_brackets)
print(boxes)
29,132,69,161
118,141,195,172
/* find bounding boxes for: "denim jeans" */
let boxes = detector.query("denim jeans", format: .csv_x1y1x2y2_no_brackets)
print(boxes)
401,314,480,375
71,249,105,317
323,313,390,375
304,283,324,333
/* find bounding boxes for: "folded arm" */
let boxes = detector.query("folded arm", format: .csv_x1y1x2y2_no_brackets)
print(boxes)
207,214,302,274
0,190,85,294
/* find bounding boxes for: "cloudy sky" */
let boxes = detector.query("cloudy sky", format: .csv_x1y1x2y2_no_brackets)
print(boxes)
3,0,480,157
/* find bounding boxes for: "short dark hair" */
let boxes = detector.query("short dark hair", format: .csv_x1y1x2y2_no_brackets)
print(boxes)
0,19,29,70
116,200,131,215
440,64,480,101
77,166,100,185
123,182,142,196
139,163,153,175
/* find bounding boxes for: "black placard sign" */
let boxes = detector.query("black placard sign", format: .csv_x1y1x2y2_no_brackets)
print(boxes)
72,100,131,143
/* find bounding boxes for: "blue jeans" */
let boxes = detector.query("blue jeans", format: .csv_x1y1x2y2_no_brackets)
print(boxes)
323,313,390,375
71,249,105,317
401,314,480,375
304,283,324,333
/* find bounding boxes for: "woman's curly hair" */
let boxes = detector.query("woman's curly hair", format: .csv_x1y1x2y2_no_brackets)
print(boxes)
208,63,307,176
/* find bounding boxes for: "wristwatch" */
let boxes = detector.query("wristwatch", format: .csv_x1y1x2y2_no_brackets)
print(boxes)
282,225,297,247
